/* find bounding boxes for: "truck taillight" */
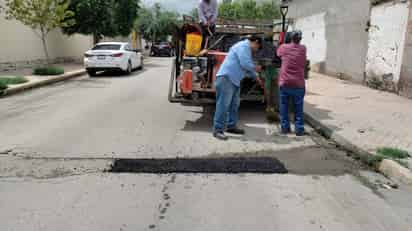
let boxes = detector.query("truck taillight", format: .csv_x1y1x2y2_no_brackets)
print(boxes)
111,53,123,57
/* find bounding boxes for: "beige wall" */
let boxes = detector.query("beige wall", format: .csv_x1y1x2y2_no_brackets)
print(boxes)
0,2,93,64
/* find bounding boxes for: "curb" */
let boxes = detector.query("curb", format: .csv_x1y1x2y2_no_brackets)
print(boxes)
0,69,86,98
379,159,412,185
304,110,412,185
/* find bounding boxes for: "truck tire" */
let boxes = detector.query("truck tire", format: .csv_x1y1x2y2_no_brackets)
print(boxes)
138,57,144,70
125,61,132,75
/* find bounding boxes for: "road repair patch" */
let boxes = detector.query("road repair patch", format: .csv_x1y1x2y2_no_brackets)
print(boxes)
109,157,288,174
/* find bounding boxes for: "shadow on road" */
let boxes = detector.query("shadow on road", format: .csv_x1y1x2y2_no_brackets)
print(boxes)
90,69,148,78
305,101,342,134
144,62,167,68
181,102,303,144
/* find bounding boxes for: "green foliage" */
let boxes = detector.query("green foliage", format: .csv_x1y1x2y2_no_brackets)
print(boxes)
135,4,180,42
63,0,139,43
0,76,28,90
0,82,7,91
190,8,199,20
114,0,139,36
219,0,280,21
33,66,65,76
63,0,115,43
4,0,75,63
4,0,74,30
0,76,28,85
377,147,410,159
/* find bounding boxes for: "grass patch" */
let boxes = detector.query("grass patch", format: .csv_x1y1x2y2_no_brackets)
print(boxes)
377,147,410,159
0,76,29,90
0,81,7,90
33,66,64,76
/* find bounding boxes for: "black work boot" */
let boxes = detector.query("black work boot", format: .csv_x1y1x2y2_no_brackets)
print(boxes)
280,128,291,135
213,131,228,141
226,127,245,135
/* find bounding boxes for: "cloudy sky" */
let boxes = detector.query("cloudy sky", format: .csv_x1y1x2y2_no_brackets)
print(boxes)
142,0,200,14
142,0,272,14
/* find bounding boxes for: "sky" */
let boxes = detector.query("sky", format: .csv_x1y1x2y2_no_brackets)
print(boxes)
142,0,200,14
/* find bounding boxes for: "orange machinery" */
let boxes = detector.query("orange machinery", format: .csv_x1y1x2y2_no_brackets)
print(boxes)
168,16,274,105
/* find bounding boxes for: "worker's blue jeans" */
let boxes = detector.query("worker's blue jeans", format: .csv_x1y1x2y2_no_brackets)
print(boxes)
279,87,305,134
213,76,240,132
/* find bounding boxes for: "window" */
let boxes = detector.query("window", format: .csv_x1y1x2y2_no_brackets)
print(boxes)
92,44,121,50
124,44,133,51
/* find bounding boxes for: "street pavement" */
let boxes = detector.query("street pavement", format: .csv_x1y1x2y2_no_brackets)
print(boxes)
0,58,315,158
1,58,412,230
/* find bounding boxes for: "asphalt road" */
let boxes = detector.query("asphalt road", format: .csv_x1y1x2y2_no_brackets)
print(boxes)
1,58,411,230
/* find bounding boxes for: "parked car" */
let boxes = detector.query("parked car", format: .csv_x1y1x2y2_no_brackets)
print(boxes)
150,42,174,57
84,42,143,76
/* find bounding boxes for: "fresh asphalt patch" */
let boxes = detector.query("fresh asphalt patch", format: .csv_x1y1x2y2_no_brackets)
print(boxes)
109,157,288,174
1,139,365,178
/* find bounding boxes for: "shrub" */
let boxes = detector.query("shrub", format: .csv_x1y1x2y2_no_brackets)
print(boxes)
0,81,7,91
377,147,410,159
0,76,29,90
0,76,28,85
33,66,65,76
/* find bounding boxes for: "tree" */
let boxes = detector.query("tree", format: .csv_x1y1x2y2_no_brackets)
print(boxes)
190,8,198,21
219,0,280,21
257,0,281,20
135,4,180,43
63,0,139,44
4,0,75,64
113,0,139,37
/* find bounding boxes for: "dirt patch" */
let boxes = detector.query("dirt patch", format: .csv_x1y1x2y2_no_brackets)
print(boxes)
206,146,364,176
0,156,112,179
109,157,288,174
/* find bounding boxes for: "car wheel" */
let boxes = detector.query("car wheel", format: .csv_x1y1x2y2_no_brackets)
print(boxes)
87,70,97,77
138,57,144,70
126,61,132,75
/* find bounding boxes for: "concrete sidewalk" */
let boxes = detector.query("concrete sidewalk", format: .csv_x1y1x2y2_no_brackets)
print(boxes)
0,64,85,97
304,72,412,184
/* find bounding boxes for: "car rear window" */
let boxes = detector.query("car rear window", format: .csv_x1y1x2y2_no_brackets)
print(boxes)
92,44,121,50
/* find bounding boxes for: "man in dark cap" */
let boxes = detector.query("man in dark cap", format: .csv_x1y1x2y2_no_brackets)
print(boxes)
277,30,307,136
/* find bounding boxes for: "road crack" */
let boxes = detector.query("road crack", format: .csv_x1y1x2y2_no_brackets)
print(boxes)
148,174,176,230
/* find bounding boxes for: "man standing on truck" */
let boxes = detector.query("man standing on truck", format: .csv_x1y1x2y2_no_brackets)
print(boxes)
277,31,307,136
213,36,263,141
198,0,218,47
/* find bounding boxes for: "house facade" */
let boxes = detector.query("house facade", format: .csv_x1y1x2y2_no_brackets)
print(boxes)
286,0,412,98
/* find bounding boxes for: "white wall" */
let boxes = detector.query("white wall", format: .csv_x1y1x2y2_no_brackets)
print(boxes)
0,1,93,64
288,0,371,82
366,1,410,82
294,12,327,65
